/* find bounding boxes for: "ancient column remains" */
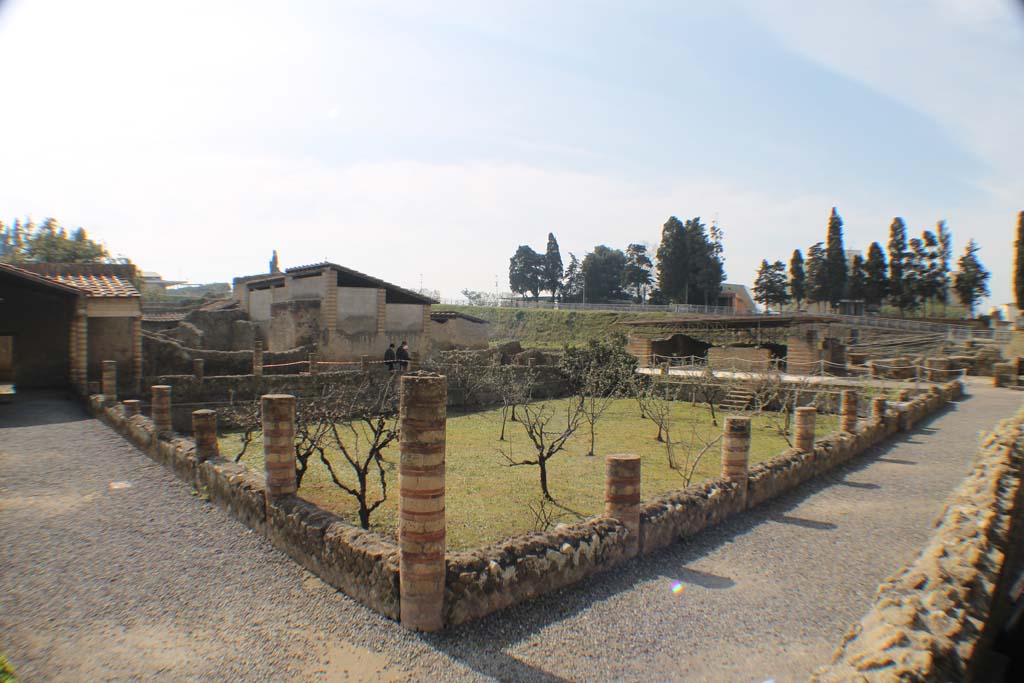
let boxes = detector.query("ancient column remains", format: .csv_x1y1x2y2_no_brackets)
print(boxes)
253,341,264,378
897,388,913,402
361,354,369,373
872,396,888,421
605,454,641,557
192,409,219,462
193,358,205,382
840,389,858,433
123,399,140,417
262,394,296,503
721,416,751,488
398,373,447,632
101,360,117,402
151,385,172,434
794,406,817,453
309,352,319,375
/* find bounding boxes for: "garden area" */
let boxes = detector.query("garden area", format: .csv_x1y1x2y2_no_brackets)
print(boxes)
220,395,840,550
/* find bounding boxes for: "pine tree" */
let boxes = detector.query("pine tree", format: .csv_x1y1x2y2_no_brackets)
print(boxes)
622,243,653,301
862,242,889,308
954,240,990,316
753,259,790,310
888,217,911,314
509,245,544,299
824,207,848,308
805,242,828,308
789,249,805,309
1015,211,1024,310
936,221,953,313
543,233,563,299
560,253,584,302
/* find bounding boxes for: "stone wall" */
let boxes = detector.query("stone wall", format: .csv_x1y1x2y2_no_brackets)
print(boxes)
707,346,773,371
88,397,401,619
811,407,1024,682
143,332,309,379
269,299,321,350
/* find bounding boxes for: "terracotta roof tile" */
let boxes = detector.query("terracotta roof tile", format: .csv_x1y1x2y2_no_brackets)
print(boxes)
45,273,140,298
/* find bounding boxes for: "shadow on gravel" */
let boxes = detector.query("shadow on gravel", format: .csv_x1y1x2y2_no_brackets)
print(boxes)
0,391,90,428
419,408,957,682
837,480,881,490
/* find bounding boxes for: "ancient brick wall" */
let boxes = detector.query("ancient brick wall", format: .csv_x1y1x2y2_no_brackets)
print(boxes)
811,407,1024,682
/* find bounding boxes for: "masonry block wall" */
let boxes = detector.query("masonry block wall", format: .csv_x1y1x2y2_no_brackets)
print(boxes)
786,330,820,374
626,337,653,367
707,346,772,371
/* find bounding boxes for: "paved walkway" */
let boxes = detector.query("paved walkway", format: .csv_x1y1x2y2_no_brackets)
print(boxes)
1,380,1020,682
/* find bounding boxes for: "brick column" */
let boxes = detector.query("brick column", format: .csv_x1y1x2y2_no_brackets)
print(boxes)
398,373,447,632
192,409,219,462
74,311,88,392
840,389,858,433
422,304,431,335
192,358,204,382
253,341,263,378
794,406,816,452
308,352,319,375
605,454,641,557
131,316,143,393
721,416,751,489
897,388,913,401
123,399,140,417
361,354,369,373
151,385,172,434
376,288,387,335
262,394,296,503
101,360,117,402
872,397,888,421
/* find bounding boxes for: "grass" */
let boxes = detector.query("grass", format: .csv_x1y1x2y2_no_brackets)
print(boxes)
220,398,839,550
0,655,17,683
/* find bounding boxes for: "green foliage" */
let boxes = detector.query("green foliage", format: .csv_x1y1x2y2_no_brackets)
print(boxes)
789,249,805,306
559,334,637,395
824,207,848,307
560,252,584,302
847,254,867,301
581,245,627,302
805,242,828,304
954,240,990,315
863,242,889,307
888,217,914,313
655,216,725,305
753,259,790,309
542,233,563,297
0,217,116,264
0,655,16,683
509,244,544,299
1015,211,1024,310
622,243,653,301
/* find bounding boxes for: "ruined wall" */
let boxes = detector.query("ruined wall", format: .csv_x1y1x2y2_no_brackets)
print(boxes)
386,303,424,333
88,317,134,389
430,318,489,351
707,346,773,371
143,332,308,378
268,299,321,350
811,408,1024,682
787,331,820,374
337,287,378,334
88,398,400,619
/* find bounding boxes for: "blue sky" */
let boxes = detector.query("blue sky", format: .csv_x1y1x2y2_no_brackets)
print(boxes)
0,0,1021,305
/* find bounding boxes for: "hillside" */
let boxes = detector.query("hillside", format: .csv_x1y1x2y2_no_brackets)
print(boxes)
435,305,678,348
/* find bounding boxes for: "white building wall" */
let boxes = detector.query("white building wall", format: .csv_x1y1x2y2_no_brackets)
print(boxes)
337,287,378,334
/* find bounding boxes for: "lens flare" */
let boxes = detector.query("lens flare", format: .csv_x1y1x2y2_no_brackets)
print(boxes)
671,582,684,594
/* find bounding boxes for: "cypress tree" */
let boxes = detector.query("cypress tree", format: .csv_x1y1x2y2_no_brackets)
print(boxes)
789,249,806,308
863,242,889,308
888,217,910,314
824,207,848,308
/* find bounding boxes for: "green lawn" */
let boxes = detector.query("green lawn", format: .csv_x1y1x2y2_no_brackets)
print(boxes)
221,398,839,549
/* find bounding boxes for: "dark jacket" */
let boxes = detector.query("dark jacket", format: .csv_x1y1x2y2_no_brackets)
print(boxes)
384,347,396,361
396,346,411,362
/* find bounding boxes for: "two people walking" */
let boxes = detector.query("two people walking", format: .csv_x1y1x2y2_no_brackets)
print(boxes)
384,341,411,372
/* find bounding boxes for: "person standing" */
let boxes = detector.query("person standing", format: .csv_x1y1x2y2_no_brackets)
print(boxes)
384,343,396,372
396,341,411,372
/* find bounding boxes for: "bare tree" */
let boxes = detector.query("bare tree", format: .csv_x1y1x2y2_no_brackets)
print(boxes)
502,398,585,501
494,364,537,441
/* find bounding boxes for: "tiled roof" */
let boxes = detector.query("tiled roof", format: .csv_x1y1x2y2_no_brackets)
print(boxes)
431,311,489,324
143,312,187,322
0,262,83,295
45,273,140,298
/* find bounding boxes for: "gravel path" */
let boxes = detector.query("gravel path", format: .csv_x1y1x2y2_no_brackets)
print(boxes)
1,381,1020,682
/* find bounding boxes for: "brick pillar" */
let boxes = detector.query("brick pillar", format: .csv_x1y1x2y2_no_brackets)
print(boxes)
872,397,888,421
409,352,420,372
398,373,447,632
605,454,641,557
262,394,296,503
361,354,369,373
308,352,319,375
794,406,816,452
151,385,172,434
897,388,913,401
527,356,537,367
253,341,263,378
321,268,337,344
841,389,858,433
721,416,751,488
101,360,117,402
422,304,431,336
193,358,204,382
74,311,88,392
123,399,140,417
131,316,143,393
376,288,387,335
192,409,219,462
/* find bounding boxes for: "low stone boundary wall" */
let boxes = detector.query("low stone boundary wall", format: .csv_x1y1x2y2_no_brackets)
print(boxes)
88,396,401,619
87,374,964,630
811,407,1024,682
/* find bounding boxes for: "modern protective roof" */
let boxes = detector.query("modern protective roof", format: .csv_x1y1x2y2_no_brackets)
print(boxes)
244,261,436,305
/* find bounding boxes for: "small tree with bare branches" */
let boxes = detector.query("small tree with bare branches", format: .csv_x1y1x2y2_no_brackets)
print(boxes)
502,398,586,501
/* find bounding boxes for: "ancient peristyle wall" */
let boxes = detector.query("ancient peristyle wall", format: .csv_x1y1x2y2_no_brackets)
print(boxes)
143,332,308,379
430,318,489,351
88,398,401,618
811,407,1024,683
269,299,321,350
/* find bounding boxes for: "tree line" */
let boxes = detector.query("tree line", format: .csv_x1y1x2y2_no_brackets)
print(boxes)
753,207,992,316
507,216,726,305
0,217,121,264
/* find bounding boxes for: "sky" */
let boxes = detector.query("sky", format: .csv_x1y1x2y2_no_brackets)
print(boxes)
0,0,1022,305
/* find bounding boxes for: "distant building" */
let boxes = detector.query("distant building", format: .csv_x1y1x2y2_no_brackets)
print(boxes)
139,270,186,291
716,283,756,313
